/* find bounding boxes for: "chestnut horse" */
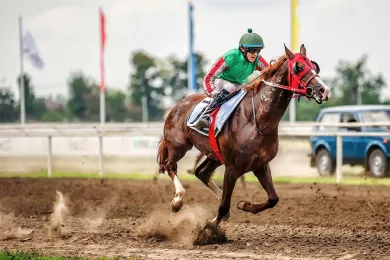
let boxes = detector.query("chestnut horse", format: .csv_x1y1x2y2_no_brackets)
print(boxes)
157,44,329,227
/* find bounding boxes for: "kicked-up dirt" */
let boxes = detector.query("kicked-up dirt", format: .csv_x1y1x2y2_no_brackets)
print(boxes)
0,177,389,259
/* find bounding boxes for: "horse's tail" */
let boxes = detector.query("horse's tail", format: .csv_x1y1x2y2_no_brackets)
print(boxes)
157,137,168,174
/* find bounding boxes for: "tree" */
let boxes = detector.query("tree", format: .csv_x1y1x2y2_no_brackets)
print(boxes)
107,90,127,122
66,72,90,120
32,97,47,120
66,72,101,121
164,52,208,103
83,83,100,121
330,55,386,105
15,73,50,121
128,51,165,121
40,111,65,122
67,72,129,122
0,87,17,122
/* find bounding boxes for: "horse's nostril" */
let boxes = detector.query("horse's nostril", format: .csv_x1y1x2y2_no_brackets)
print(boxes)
319,87,325,94
306,87,313,97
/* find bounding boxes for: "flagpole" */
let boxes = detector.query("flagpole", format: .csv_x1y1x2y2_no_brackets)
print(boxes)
98,7,106,178
187,0,196,95
289,0,299,123
18,15,25,124
99,8,106,125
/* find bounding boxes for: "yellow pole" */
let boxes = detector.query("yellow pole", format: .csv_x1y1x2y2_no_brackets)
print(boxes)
291,0,299,53
289,0,298,122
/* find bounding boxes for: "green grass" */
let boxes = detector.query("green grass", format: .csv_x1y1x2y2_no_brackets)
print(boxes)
0,171,390,186
0,250,137,260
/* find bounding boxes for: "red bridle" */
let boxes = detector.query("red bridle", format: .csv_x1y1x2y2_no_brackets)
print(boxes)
262,53,319,97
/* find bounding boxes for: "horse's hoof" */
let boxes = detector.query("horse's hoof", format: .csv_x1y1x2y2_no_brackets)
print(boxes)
222,212,230,222
170,195,183,212
236,200,251,211
205,220,218,231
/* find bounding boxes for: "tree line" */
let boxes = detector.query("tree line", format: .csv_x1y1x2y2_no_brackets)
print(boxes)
0,51,387,123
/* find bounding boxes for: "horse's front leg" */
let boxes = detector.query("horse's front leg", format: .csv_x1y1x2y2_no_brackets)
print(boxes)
237,163,279,214
194,158,222,201
209,167,239,227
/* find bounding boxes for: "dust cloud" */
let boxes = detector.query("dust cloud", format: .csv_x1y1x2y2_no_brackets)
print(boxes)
0,205,33,241
48,190,69,237
137,204,227,245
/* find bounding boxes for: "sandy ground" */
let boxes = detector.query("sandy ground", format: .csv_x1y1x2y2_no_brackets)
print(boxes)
0,177,389,259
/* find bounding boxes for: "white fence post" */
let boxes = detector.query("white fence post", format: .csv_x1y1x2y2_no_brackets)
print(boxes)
98,135,104,177
336,134,343,183
47,136,52,177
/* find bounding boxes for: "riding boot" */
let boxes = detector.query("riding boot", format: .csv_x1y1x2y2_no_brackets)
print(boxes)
195,89,230,129
194,99,218,129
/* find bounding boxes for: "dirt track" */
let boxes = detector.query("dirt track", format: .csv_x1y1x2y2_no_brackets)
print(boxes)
0,177,389,260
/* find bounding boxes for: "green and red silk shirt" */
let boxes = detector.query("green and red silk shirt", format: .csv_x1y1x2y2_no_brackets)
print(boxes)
203,48,269,95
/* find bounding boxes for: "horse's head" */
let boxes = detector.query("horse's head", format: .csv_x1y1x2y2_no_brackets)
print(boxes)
284,44,330,104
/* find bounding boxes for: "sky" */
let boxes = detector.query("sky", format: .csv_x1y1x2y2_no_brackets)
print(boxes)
0,0,389,100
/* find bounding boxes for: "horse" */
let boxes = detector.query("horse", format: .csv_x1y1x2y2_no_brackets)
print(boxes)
187,152,246,188
157,44,330,228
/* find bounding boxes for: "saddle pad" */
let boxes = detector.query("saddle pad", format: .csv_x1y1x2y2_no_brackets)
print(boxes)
187,89,248,136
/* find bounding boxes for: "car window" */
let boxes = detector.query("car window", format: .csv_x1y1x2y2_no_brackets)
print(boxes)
340,112,360,131
318,112,340,131
360,110,390,122
360,110,390,129
341,113,357,123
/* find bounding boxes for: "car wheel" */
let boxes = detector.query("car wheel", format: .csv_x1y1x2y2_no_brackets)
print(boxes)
315,148,336,176
367,148,389,178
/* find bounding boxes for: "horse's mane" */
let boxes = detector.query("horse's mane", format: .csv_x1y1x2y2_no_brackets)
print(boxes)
244,54,288,94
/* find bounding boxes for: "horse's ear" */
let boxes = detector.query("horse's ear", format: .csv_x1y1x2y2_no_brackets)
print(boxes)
300,44,306,56
284,44,294,59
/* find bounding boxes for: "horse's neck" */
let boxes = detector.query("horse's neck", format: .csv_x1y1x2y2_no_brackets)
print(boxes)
251,63,292,133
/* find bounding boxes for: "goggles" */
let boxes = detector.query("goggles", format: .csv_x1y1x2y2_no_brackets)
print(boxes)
246,47,262,54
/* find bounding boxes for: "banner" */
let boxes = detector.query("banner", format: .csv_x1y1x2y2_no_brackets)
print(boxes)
99,8,106,91
22,26,44,69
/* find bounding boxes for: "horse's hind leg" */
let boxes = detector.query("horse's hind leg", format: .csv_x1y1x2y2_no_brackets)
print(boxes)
158,138,191,213
236,163,279,214
194,157,222,201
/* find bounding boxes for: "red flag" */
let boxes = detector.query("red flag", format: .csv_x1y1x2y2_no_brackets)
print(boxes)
99,8,106,91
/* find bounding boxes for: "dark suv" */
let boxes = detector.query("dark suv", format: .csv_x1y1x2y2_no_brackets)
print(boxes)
309,105,390,177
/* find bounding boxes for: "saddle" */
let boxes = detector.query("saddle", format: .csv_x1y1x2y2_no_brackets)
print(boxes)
206,89,241,114
186,89,248,137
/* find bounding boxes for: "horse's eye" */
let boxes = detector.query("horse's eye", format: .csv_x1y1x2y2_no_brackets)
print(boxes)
297,65,304,72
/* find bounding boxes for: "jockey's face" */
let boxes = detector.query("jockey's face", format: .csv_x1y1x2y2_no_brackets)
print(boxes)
246,52,258,62
240,47,261,63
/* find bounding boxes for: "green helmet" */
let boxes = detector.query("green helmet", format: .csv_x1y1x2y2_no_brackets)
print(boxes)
239,28,264,48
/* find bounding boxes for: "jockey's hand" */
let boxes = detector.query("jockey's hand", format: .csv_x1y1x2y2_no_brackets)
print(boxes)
246,70,262,83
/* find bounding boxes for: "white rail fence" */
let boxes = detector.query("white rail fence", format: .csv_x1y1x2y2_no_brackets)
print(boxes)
1,121,390,183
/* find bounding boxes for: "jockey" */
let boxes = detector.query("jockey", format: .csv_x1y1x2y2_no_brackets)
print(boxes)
195,28,269,129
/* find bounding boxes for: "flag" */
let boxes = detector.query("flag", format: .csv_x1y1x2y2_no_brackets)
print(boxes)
99,7,106,91
188,1,196,94
22,26,44,69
